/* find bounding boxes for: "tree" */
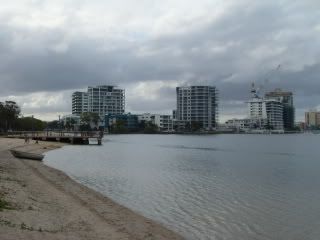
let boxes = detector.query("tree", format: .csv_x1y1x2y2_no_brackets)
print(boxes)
191,121,202,131
80,112,100,131
64,118,78,131
111,119,128,133
65,119,72,130
15,117,46,131
47,120,59,130
143,121,159,133
0,101,20,131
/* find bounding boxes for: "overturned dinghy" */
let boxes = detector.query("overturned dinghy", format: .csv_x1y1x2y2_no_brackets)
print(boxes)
10,149,44,161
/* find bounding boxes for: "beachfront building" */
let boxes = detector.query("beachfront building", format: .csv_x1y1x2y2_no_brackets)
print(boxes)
248,97,267,128
265,89,295,130
88,85,125,118
72,92,88,115
247,84,284,130
225,118,255,131
158,115,174,132
264,99,284,130
137,113,174,132
72,85,125,125
305,111,320,129
105,113,139,131
176,86,219,130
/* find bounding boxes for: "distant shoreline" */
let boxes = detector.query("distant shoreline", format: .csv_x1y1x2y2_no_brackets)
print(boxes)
0,138,183,240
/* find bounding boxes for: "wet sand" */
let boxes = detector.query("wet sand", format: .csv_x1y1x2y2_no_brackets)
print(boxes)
0,138,183,240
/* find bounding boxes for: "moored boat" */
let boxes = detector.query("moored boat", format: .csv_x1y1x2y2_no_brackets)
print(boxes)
10,149,44,161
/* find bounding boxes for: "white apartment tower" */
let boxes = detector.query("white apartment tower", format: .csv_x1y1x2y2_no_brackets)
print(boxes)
72,85,125,119
176,86,218,130
87,85,125,118
72,92,88,115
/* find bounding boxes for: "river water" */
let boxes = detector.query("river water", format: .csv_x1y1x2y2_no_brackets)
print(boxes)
44,134,320,240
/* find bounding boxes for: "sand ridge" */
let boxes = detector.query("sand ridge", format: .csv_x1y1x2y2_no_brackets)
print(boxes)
0,138,184,240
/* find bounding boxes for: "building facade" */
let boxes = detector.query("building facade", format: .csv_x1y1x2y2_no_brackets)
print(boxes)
265,89,294,130
88,86,125,118
305,111,320,128
72,85,125,122
247,85,284,130
225,118,256,131
105,113,139,131
72,92,88,115
176,86,218,130
264,99,284,130
137,113,173,132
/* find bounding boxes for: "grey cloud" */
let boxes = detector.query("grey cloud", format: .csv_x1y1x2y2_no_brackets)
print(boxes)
0,0,319,120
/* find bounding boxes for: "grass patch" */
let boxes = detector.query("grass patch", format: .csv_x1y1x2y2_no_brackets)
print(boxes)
0,197,13,211
0,219,16,228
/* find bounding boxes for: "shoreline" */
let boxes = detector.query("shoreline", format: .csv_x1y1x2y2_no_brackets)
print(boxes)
0,138,183,240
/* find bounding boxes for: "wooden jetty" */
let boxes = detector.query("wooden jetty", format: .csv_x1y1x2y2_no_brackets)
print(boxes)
6,131,103,145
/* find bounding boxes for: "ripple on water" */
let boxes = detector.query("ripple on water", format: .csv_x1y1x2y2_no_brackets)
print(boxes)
44,134,320,240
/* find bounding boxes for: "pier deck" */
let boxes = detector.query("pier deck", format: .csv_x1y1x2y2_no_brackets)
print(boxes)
6,131,103,145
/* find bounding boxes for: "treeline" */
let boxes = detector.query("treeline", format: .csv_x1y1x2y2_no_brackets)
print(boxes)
0,101,103,133
0,101,21,132
0,101,48,132
109,120,159,134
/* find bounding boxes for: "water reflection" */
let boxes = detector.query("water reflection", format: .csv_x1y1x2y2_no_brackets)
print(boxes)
45,134,320,240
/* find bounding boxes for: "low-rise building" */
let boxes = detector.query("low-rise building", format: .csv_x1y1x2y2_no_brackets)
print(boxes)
158,115,173,132
105,113,139,131
61,114,81,130
137,113,173,132
225,118,255,131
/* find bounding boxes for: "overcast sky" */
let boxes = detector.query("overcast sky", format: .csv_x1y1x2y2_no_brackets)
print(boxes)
0,0,319,122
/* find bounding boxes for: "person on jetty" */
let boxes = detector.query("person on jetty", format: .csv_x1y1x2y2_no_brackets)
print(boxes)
24,135,30,144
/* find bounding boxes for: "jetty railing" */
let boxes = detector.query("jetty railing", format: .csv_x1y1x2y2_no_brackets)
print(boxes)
6,131,103,138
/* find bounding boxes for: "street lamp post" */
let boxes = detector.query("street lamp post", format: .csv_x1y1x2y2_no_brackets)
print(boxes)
31,115,34,137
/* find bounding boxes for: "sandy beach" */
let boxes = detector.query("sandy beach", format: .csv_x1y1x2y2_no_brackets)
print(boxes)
0,138,183,240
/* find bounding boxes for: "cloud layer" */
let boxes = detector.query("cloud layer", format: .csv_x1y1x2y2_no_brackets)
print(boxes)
0,0,319,121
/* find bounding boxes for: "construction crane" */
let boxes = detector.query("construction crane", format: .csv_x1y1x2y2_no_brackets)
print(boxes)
255,64,281,97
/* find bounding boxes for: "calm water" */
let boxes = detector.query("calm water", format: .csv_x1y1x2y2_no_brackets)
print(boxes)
44,134,320,240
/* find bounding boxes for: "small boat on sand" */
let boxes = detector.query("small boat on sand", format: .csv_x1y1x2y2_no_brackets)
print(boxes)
10,149,44,161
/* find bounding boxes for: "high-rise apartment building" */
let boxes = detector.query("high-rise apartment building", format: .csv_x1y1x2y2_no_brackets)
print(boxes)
176,86,218,130
72,92,88,115
72,85,125,119
247,84,284,130
87,85,125,117
265,89,294,130
264,99,284,130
